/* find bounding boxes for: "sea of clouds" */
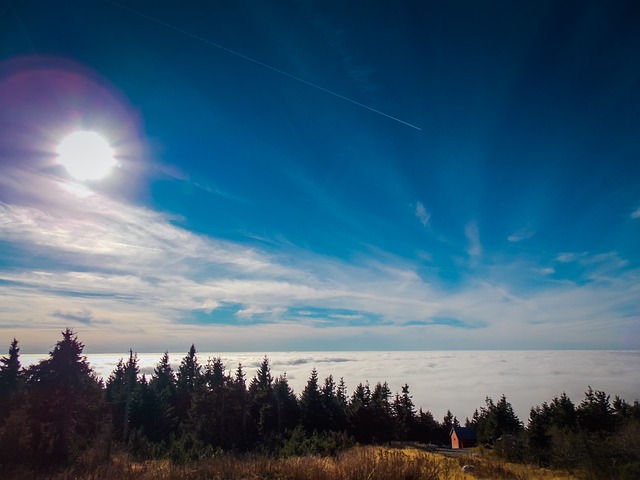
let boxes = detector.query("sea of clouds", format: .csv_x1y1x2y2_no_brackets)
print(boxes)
21,350,640,422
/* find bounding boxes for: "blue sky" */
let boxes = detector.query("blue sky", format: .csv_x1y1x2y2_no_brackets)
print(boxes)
1,0,639,352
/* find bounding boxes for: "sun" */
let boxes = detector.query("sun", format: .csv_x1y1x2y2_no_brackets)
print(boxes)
56,130,116,181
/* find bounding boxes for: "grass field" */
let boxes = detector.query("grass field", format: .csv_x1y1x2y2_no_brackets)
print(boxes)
5,445,578,480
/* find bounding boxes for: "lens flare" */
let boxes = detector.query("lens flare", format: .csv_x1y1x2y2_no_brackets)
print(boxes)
56,130,116,181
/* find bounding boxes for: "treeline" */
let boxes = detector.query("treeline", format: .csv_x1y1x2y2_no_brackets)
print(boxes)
1,329,639,479
0,329,456,468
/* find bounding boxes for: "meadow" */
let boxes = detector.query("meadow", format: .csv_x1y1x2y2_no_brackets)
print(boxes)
8,445,577,480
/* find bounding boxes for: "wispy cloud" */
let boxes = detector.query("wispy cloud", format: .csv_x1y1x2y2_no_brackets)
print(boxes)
465,221,482,257
533,267,555,276
1,167,638,351
553,251,629,280
556,252,578,263
508,225,536,242
415,201,430,227
632,207,640,219
51,308,107,325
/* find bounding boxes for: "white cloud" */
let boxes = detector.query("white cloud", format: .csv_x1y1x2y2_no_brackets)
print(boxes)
507,225,536,242
1,167,639,352
465,221,482,257
236,305,286,321
415,201,430,227
533,267,555,276
556,252,577,263
631,207,640,219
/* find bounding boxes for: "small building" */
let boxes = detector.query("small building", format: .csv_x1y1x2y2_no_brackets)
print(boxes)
451,427,477,449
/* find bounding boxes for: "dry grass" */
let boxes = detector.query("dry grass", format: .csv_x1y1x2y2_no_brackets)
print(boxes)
3,445,578,480
384,444,577,480
448,454,576,480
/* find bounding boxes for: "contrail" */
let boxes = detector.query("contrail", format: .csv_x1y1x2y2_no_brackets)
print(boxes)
105,0,422,131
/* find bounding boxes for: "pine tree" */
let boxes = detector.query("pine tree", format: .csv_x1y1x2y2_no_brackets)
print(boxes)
176,344,201,425
393,384,416,441
0,338,21,396
106,351,141,444
227,363,248,448
299,368,326,434
415,408,439,444
147,352,177,442
549,392,577,431
440,409,459,445
150,351,176,396
274,373,299,433
350,382,371,410
26,328,105,464
191,357,229,448
496,394,522,433
577,386,614,434
0,338,29,465
0,338,22,422
321,375,345,432
370,381,393,442
249,356,277,439
123,350,140,442
470,408,480,427
476,395,521,444
106,358,126,438
527,403,552,464
347,382,374,443
337,377,348,407
331,376,349,431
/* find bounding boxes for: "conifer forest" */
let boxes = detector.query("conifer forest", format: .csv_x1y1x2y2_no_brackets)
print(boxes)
1,329,639,479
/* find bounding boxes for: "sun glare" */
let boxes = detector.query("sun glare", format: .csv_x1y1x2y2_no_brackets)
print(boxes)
56,131,116,181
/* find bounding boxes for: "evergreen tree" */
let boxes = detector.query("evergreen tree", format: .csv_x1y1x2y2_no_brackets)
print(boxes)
350,382,371,410
175,344,201,426
527,403,553,464
337,377,348,404
150,351,176,396
248,356,277,440
476,395,522,444
439,410,459,445
190,357,229,448
25,329,105,465
577,386,615,434
106,350,140,444
347,382,375,443
415,408,439,444
274,373,299,433
105,358,126,439
332,376,349,431
495,394,522,433
393,383,416,441
549,392,577,431
123,350,141,442
0,338,22,422
129,374,153,444
0,338,21,396
469,409,480,428
299,368,326,434
321,374,337,429
321,374,347,432
227,363,249,448
146,352,177,442
367,381,393,442
0,338,29,464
